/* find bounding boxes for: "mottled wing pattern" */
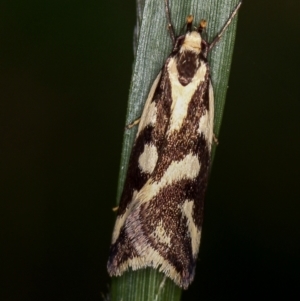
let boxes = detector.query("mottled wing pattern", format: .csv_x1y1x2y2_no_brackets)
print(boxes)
108,34,214,288
107,0,242,288
107,58,174,274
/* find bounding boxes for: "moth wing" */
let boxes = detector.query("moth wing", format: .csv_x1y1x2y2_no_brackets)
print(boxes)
125,73,215,289
109,54,214,289
108,59,174,275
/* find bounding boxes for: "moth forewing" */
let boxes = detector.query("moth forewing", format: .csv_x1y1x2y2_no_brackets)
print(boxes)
108,0,242,289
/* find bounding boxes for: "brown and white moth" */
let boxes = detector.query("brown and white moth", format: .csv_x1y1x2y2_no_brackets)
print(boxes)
107,0,242,289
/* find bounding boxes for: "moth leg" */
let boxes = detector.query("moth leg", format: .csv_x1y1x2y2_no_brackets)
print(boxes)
213,134,219,145
125,117,141,129
208,1,242,51
164,0,175,44
112,206,119,212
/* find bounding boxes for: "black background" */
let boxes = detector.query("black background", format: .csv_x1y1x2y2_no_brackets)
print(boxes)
1,0,300,300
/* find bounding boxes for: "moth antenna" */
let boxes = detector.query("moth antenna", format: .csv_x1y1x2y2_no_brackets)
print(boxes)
208,0,242,51
164,0,175,44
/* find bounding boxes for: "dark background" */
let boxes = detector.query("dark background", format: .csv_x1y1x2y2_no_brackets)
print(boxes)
1,0,300,300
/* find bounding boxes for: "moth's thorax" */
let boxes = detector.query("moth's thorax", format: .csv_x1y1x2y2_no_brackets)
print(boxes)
180,31,202,54
174,31,204,86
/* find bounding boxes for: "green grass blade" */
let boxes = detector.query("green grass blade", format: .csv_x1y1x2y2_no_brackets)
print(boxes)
111,1,241,300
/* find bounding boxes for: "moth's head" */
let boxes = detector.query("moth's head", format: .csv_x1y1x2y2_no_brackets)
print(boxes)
181,16,207,54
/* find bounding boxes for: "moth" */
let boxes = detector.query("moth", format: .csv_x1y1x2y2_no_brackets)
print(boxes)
107,0,242,289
